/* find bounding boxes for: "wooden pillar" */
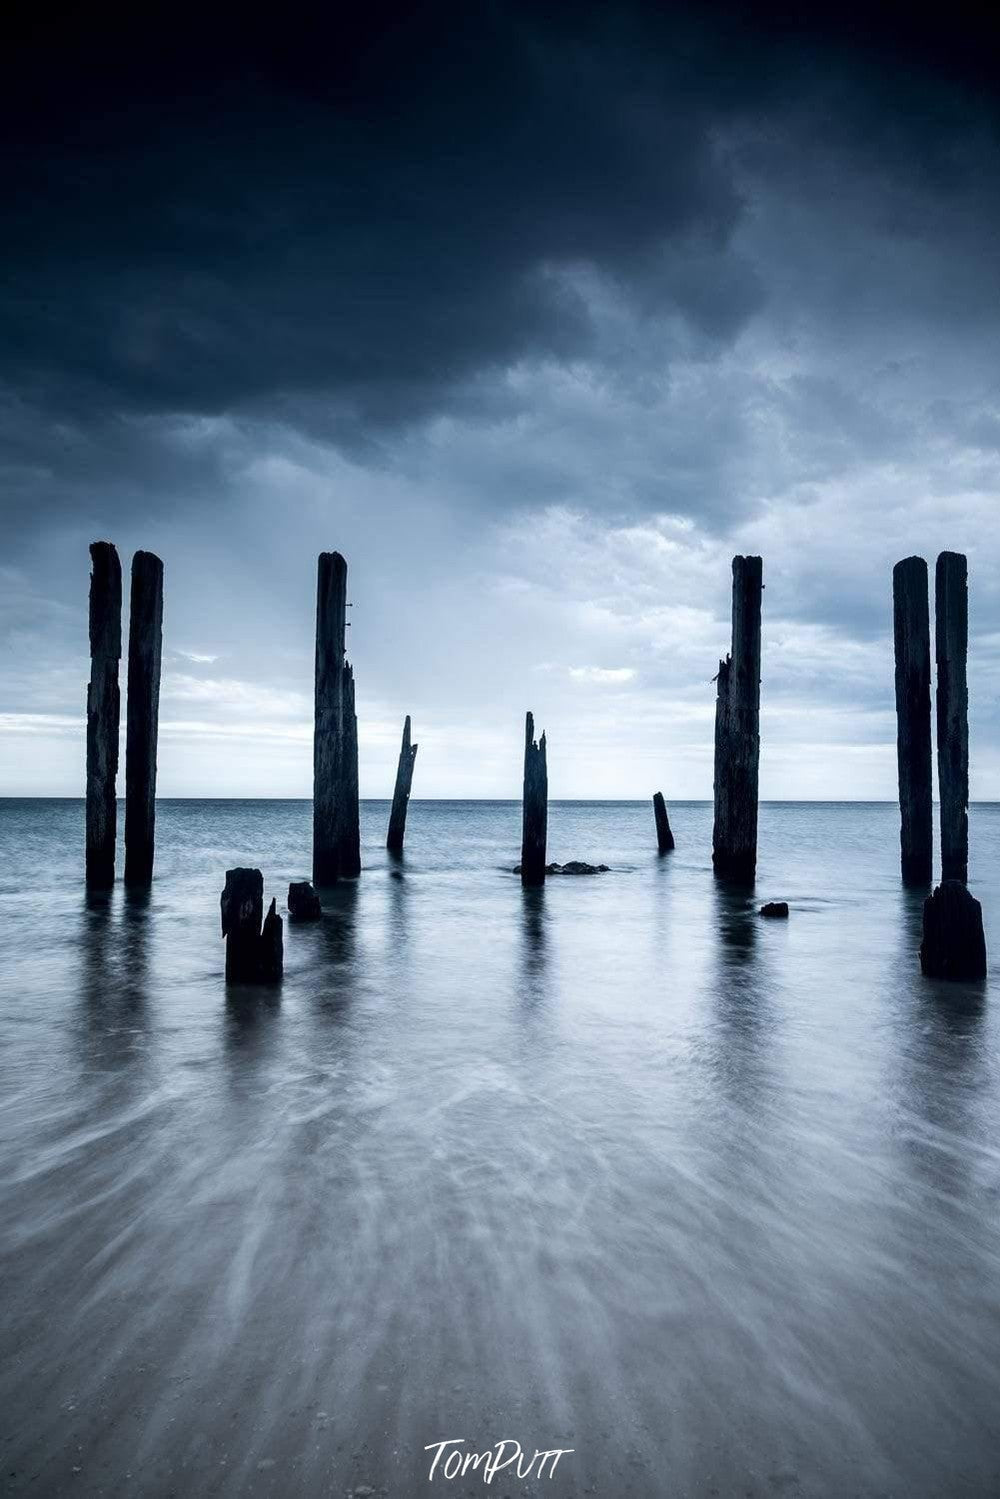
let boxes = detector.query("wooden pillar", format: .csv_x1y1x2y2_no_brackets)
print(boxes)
712,554,762,883
521,711,548,887
313,552,361,883
920,880,986,980
653,791,674,852
86,541,122,888
386,715,418,853
936,551,969,883
124,550,163,885
892,557,933,884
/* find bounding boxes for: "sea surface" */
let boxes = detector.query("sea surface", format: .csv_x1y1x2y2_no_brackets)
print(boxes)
2,799,1000,1498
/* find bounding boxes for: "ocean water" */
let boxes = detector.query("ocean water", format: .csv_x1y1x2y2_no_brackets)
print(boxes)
2,798,1000,1498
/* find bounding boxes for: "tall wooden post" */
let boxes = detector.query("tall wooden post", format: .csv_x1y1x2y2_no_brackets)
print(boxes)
86,542,122,888
653,791,674,852
386,715,418,853
936,551,969,883
521,711,548,887
712,555,762,883
313,552,361,884
124,551,163,886
892,558,932,884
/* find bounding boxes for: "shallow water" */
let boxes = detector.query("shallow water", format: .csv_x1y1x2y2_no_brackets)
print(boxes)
2,799,1000,1498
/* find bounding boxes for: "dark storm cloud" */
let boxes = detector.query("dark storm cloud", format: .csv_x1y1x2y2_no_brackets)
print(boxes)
2,0,998,442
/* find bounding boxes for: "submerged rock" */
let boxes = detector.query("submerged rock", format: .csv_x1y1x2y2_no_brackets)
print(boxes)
759,901,789,918
920,880,987,980
288,879,322,920
512,860,610,875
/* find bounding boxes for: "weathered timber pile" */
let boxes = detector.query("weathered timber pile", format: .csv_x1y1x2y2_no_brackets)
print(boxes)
221,868,284,983
920,880,986,981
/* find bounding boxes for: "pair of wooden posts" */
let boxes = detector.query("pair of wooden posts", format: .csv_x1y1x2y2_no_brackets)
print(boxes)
518,554,763,887
893,553,968,885
86,543,163,888
312,552,419,882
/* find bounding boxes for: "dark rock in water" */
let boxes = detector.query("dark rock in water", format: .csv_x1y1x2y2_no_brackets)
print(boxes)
512,861,609,875
920,880,986,980
260,898,284,981
760,901,789,918
288,880,322,920
220,868,283,983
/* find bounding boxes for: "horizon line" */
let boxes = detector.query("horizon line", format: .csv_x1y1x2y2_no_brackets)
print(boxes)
2,795,998,807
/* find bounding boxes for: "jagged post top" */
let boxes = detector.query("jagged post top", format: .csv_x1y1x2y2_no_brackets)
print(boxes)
89,541,122,659
525,710,546,755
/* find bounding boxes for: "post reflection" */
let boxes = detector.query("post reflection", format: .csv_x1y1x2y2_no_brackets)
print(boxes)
317,880,360,971
76,888,150,1079
893,884,987,1199
518,884,549,1008
712,879,758,968
708,879,778,1119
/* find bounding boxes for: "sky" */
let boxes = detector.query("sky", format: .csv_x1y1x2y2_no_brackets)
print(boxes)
2,0,1000,798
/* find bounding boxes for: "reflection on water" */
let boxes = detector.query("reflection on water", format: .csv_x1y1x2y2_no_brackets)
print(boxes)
519,885,548,1004
1,798,1000,1498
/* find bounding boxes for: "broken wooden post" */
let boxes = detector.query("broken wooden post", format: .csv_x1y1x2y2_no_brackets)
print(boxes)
86,542,122,888
521,711,548,887
220,868,283,983
892,556,933,885
221,867,263,982
260,898,284,982
920,880,986,980
652,791,674,852
936,551,969,883
386,715,418,853
712,555,762,883
124,550,163,886
313,551,361,884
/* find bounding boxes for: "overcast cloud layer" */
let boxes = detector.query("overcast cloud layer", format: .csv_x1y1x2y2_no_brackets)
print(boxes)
2,0,1000,797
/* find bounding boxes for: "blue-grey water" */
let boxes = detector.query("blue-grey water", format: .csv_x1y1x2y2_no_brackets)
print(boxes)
2,799,1000,1498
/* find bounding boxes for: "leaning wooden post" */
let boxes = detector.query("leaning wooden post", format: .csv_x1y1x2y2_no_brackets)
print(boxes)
86,542,122,888
124,551,163,885
892,557,933,884
313,552,361,883
653,792,674,852
521,711,548,887
712,555,762,883
936,551,969,883
386,715,418,853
